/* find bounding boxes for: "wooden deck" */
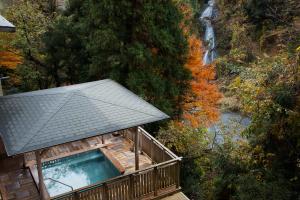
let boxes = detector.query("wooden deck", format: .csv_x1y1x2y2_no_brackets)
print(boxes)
24,133,152,174
0,133,152,200
0,156,39,200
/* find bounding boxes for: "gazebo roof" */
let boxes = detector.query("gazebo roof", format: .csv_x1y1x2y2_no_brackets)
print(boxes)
0,15,15,32
0,79,169,156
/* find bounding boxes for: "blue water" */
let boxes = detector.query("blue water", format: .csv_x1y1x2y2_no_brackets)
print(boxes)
42,150,121,197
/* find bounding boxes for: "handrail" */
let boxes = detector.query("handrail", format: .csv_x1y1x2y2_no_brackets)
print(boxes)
45,178,74,191
52,158,181,199
138,126,179,159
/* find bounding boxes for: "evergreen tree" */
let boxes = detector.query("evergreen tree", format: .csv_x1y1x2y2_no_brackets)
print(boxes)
43,16,89,85
44,0,191,117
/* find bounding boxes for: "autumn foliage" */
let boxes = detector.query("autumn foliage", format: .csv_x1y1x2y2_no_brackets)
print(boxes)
179,3,222,127
0,51,22,69
0,33,22,70
183,36,222,127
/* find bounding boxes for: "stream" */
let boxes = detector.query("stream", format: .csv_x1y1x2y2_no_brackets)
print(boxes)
199,2,250,143
208,112,251,144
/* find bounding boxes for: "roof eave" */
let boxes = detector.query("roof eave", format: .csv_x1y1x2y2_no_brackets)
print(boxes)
0,26,16,32
5,116,170,157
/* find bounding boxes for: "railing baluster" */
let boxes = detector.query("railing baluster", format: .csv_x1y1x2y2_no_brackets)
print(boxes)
153,166,158,196
103,183,108,200
176,161,180,188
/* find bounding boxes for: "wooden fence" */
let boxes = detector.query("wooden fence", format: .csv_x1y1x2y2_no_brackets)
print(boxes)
123,127,178,163
52,127,181,200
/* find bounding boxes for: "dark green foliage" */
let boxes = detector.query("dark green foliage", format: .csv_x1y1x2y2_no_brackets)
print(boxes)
44,0,191,117
43,16,89,85
245,0,299,27
157,122,213,199
245,85,300,199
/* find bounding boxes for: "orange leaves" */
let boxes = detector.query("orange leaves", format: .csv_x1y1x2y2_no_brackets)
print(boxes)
182,32,222,127
151,47,159,55
176,2,222,127
0,32,23,69
0,50,22,69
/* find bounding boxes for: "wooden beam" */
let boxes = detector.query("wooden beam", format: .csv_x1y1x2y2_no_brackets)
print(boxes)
135,127,139,170
35,151,48,200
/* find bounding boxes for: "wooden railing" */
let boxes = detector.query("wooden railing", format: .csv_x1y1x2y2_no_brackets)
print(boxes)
52,159,180,200
123,127,178,163
52,127,181,200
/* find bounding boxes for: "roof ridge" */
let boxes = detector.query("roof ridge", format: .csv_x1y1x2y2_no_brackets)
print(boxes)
74,93,167,119
17,93,74,153
110,81,168,116
77,79,112,92
0,79,111,99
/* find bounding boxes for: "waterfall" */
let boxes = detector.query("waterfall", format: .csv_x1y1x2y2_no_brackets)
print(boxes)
199,0,218,65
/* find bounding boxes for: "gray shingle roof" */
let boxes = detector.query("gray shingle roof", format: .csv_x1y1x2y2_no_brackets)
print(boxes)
0,79,169,156
0,15,15,32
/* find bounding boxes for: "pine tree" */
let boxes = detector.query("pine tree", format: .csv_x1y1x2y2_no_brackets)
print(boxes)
45,0,192,117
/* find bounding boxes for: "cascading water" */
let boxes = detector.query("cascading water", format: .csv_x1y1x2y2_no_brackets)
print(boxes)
199,0,218,65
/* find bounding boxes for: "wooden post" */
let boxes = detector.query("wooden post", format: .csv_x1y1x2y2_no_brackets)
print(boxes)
139,128,143,155
102,135,105,144
35,151,47,200
134,127,139,170
74,192,80,200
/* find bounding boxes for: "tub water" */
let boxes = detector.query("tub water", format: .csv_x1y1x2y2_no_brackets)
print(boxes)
42,150,121,197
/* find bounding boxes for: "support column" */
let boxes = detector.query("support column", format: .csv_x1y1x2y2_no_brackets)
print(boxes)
101,135,105,144
134,127,139,170
35,150,47,200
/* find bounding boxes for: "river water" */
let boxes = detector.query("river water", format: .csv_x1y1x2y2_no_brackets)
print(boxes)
208,112,251,144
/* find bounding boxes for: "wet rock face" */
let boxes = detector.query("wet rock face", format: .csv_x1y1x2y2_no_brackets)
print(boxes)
199,0,218,65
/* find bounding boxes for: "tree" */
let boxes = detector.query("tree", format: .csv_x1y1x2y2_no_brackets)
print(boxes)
183,36,222,127
0,50,22,70
157,121,213,199
177,2,222,127
215,50,300,200
43,16,89,85
4,0,56,90
44,0,192,118
0,32,22,70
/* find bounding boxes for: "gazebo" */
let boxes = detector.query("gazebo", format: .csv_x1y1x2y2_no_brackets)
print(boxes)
0,79,180,200
0,15,15,32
